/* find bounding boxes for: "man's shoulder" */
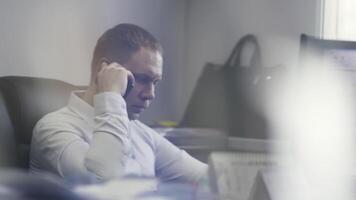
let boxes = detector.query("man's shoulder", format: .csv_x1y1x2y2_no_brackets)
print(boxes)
32,105,92,144
34,106,84,133
132,120,148,128
131,120,156,134
131,120,165,144
37,107,70,124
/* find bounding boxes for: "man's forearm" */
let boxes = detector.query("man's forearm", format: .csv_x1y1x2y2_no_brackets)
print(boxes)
84,92,131,180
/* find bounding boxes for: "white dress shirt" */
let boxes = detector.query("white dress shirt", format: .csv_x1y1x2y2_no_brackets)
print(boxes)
29,91,207,183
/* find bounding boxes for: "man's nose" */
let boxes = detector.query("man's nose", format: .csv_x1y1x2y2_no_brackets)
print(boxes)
141,83,155,100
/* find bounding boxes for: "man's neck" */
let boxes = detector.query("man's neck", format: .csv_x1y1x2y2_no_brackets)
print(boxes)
82,83,96,106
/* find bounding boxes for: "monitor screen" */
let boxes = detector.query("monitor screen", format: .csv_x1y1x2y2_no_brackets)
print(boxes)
299,34,356,85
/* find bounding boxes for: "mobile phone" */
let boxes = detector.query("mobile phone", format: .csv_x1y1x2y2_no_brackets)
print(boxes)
123,78,134,98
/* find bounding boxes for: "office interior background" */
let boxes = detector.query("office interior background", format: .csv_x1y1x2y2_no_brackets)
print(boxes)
1,0,356,199
3,0,349,125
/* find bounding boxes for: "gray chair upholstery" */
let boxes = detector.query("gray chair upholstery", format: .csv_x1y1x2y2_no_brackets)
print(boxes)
0,76,79,169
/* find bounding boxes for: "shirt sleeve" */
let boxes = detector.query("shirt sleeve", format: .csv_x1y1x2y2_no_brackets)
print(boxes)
32,92,131,181
85,92,131,180
153,131,208,183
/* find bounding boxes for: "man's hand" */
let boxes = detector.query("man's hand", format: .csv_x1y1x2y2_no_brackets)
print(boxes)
96,62,134,96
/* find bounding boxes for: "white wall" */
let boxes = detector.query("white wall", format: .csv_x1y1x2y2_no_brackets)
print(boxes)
0,0,187,124
179,0,322,120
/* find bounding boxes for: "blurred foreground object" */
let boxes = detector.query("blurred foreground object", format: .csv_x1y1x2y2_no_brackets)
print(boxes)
267,55,355,200
0,169,84,200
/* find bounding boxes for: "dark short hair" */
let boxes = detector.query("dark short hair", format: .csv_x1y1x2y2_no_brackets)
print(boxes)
90,23,163,80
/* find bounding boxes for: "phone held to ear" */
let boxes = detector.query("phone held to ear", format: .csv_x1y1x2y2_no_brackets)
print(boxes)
100,58,134,98
123,78,134,98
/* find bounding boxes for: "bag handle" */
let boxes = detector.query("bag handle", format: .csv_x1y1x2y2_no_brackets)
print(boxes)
224,34,262,69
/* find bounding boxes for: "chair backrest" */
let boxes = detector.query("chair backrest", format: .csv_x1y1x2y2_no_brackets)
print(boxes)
0,76,80,169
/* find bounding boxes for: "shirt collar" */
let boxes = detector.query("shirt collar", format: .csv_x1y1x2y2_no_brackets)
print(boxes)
67,91,94,126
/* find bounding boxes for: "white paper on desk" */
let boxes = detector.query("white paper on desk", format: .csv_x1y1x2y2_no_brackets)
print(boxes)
208,152,283,200
74,178,158,200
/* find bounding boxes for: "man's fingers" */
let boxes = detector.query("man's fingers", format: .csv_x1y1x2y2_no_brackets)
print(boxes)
98,62,124,76
98,62,108,74
96,61,134,96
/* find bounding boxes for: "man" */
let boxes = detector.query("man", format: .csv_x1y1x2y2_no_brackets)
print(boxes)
29,23,207,182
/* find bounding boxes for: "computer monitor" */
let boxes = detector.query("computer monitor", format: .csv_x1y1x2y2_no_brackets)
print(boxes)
299,33,356,85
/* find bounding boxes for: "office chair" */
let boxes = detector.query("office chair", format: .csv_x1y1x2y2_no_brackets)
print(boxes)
0,76,79,169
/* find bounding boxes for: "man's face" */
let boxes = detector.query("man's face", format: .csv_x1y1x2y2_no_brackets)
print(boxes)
122,47,163,120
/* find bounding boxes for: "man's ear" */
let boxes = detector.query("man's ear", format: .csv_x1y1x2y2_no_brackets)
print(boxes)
93,57,110,85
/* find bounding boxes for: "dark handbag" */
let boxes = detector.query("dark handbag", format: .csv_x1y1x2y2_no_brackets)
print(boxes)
180,34,285,138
